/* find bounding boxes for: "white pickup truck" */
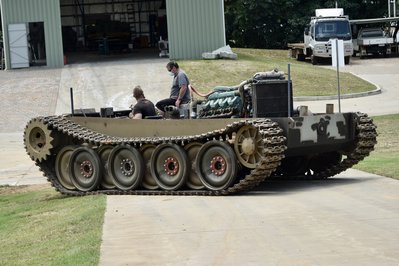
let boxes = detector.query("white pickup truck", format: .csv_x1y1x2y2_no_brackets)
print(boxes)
354,27,394,58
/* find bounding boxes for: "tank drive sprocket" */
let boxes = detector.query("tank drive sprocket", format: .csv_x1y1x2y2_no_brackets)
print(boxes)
24,117,55,162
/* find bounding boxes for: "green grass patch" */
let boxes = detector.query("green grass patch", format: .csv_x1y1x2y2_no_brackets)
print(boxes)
0,185,106,266
354,114,399,180
179,48,375,97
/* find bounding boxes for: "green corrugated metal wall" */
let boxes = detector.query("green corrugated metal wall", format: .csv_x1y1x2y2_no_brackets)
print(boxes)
0,0,63,69
166,0,226,59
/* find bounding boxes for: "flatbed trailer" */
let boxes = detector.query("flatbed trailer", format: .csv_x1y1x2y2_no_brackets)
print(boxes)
287,43,306,61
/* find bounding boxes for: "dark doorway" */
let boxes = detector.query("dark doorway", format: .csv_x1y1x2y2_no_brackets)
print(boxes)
28,22,46,66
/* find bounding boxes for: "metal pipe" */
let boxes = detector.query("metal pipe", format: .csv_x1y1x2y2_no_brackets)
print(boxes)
389,0,391,17
394,0,397,17
287,64,292,117
335,39,342,113
70,87,75,116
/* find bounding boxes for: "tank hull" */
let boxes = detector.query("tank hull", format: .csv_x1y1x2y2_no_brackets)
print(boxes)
23,112,376,196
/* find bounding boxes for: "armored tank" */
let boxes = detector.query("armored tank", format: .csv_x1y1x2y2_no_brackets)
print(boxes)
23,70,377,196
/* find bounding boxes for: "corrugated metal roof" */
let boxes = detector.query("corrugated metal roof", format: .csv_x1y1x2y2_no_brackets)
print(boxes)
0,0,63,69
166,0,226,59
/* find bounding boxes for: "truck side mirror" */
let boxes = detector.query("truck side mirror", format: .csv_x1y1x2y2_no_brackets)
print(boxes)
304,27,309,35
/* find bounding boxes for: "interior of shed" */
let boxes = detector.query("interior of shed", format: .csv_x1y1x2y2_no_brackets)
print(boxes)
60,0,168,63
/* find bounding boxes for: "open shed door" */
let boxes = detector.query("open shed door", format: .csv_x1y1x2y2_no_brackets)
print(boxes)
8,23,29,68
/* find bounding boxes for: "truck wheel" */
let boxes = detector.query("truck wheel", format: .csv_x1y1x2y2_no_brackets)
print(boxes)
311,55,318,65
359,47,365,59
383,51,389,58
297,53,305,62
344,56,350,65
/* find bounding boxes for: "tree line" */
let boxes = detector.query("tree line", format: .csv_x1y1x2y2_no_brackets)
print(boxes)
224,0,391,48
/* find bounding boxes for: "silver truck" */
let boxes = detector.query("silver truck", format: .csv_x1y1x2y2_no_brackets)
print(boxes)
354,27,394,58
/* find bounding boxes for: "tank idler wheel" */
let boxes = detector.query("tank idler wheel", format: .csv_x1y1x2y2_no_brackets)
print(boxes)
108,144,144,191
150,143,189,191
69,147,102,192
184,142,205,190
196,141,238,191
234,125,263,169
24,118,54,162
55,145,77,190
97,145,115,189
140,144,159,190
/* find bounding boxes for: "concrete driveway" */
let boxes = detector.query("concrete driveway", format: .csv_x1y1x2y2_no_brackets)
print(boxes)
297,56,399,115
0,57,170,185
0,56,398,265
100,170,399,266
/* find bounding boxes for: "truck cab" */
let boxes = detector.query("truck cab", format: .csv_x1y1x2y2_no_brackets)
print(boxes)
304,8,353,65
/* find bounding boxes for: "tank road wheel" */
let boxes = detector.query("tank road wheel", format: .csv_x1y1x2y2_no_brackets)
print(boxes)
234,125,264,169
69,147,102,192
184,142,205,190
140,144,159,190
24,118,54,162
108,144,144,191
196,141,238,191
150,143,189,191
55,145,77,190
97,145,115,189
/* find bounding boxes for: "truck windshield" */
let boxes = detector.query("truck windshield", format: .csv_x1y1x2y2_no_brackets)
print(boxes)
360,29,384,38
315,20,351,41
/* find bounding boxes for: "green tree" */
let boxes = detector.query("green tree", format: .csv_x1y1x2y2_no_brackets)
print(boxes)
224,0,389,48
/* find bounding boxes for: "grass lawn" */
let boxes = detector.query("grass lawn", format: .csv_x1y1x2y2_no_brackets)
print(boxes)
179,48,375,97
354,114,399,180
0,185,106,266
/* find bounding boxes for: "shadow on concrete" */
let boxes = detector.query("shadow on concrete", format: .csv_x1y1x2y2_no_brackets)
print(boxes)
64,48,161,64
303,53,399,66
244,176,373,196
355,53,399,60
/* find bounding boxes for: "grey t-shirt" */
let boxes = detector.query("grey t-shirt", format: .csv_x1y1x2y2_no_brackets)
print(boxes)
170,70,191,103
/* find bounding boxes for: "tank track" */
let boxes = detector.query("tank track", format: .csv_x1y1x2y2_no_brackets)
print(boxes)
282,112,377,180
28,116,286,196
312,112,377,179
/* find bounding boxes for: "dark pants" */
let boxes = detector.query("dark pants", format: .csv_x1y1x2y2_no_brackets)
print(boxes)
156,98,177,112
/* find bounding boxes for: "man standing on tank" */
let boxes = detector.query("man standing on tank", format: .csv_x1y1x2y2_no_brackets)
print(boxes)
129,86,157,119
156,61,191,115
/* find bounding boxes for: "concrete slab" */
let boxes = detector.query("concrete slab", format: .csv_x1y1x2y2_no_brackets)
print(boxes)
99,169,399,266
0,133,45,185
56,58,170,114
